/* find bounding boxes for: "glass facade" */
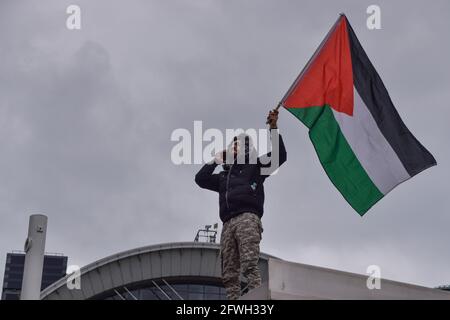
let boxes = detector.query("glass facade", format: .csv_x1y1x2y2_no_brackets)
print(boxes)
102,280,228,300
1,253,68,300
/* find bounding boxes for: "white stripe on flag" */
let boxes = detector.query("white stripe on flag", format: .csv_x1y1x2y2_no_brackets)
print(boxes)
332,87,410,194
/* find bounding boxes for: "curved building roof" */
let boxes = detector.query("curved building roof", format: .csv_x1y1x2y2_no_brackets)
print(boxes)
40,241,278,300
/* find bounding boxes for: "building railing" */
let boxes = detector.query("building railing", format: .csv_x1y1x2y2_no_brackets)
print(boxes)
10,250,65,257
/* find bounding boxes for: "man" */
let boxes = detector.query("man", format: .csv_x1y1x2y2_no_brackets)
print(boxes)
195,109,287,300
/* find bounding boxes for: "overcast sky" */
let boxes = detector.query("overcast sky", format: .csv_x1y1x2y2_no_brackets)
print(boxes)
1,0,450,290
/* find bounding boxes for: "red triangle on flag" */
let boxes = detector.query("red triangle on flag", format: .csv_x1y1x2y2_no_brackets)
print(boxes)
283,16,354,116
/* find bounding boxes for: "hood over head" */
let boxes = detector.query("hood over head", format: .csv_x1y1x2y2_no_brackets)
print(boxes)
223,133,258,169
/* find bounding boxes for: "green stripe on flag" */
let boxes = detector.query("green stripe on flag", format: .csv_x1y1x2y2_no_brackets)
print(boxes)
287,106,383,215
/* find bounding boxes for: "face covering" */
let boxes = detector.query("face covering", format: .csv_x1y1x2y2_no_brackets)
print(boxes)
222,133,257,169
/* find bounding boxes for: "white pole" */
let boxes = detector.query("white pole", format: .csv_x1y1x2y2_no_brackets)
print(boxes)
20,214,48,300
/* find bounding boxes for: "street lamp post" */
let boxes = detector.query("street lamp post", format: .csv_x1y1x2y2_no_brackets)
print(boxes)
20,214,48,300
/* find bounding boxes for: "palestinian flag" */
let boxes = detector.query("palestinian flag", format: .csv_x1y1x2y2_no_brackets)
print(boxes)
282,14,436,215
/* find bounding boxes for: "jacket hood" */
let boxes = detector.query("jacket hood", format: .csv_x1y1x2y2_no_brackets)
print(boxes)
223,133,258,169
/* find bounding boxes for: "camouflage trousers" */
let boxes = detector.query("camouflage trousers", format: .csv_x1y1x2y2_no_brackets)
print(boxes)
220,212,263,300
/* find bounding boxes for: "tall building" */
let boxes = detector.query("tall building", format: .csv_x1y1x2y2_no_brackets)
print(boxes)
2,252,68,300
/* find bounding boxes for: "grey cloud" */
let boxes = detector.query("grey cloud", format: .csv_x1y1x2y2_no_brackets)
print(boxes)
1,0,450,289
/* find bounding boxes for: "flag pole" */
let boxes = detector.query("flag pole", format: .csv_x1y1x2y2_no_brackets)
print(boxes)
266,13,346,124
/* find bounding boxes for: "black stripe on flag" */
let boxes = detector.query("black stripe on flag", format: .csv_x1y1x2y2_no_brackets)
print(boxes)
345,17,436,176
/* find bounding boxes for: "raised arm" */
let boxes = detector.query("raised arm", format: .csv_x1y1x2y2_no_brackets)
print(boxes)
195,150,226,192
195,162,220,192
258,129,287,170
258,108,287,175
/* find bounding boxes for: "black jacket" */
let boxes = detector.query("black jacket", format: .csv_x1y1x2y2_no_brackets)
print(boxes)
195,132,287,223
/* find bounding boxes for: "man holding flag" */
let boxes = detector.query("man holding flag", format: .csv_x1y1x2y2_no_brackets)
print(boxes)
195,110,287,300
195,12,435,300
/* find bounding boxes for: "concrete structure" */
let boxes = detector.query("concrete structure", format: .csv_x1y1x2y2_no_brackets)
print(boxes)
40,241,450,300
240,258,450,300
21,214,48,300
40,242,276,300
